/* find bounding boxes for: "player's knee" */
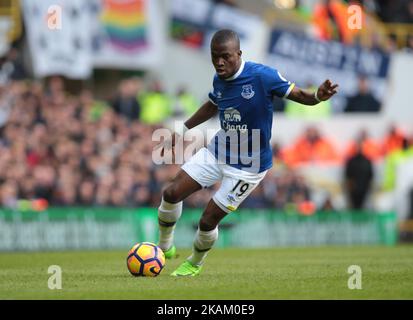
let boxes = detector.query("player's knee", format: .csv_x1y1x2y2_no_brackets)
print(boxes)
162,185,182,204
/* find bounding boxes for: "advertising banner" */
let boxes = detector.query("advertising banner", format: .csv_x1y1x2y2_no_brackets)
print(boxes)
0,208,397,251
89,0,164,70
266,29,391,112
170,0,266,62
22,0,92,79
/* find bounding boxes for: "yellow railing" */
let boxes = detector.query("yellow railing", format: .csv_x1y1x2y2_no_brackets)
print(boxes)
263,6,312,32
381,23,413,49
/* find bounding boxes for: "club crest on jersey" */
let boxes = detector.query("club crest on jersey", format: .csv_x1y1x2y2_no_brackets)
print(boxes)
241,84,255,99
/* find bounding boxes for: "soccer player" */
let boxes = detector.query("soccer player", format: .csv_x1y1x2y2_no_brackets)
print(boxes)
156,29,338,276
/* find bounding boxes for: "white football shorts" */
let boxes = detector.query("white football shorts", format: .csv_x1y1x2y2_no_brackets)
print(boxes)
181,147,267,213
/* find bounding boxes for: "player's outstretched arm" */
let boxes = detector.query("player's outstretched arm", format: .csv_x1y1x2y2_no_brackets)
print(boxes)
154,100,218,154
287,79,339,105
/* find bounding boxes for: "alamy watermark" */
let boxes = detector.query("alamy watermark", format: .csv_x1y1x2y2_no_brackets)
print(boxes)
47,5,62,30
347,265,362,290
48,265,62,290
152,121,262,173
347,5,363,30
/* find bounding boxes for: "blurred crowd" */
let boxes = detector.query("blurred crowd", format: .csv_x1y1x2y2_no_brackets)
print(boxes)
1,75,412,214
0,79,161,209
308,0,413,51
214,0,413,52
0,77,227,210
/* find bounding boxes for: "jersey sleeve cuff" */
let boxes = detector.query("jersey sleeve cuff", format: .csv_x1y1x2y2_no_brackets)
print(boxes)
208,97,217,105
283,83,295,98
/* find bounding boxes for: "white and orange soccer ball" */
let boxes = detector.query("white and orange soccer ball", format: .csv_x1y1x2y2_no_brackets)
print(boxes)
126,242,165,277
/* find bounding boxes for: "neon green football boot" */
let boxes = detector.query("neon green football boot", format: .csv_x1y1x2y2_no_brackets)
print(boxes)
163,245,177,259
171,260,202,277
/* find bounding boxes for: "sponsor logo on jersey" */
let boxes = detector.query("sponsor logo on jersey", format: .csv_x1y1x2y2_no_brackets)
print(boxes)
223,108,241,121
222,108,247,131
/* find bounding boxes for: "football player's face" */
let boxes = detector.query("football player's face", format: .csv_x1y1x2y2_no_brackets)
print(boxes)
211,40,242,79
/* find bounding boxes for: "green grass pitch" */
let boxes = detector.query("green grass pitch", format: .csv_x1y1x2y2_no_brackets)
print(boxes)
1,246,412,299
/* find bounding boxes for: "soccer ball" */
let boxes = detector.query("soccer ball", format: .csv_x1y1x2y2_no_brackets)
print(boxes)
126,242,165,277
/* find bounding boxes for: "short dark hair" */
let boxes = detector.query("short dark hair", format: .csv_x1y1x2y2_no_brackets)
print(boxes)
211,29,240,49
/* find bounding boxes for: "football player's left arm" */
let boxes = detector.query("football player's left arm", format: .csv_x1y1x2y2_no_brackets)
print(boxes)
287,79,339,105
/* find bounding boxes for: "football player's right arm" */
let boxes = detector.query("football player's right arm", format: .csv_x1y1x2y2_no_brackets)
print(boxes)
184,100,218,130
156,100,217,153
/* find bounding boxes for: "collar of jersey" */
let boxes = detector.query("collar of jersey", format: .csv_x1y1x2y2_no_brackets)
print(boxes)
224,59,245,81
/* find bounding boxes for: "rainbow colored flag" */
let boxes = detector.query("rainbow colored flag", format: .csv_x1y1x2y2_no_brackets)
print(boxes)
100,0,148,51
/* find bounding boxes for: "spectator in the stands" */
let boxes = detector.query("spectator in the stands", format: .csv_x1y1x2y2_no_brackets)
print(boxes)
346,129,381,161
0,84,13,127
0,47,27,83
241,185,269,209
385,34,399,53
283,126,340,166
45,75,65,102
344,140,374,209
0,181,18,208
32,165,56,202
139,80,172,125
265,170,312,211
405,35,413,53
77,179,96,206
111,78,142,122
172,86,199,117
383,137,413,191
382,125,406,155
344,75,381,112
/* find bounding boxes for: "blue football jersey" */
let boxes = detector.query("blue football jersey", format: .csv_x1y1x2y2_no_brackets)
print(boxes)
207,60,295,173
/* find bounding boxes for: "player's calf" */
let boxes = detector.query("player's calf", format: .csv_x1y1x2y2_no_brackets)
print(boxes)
157,197,182,253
